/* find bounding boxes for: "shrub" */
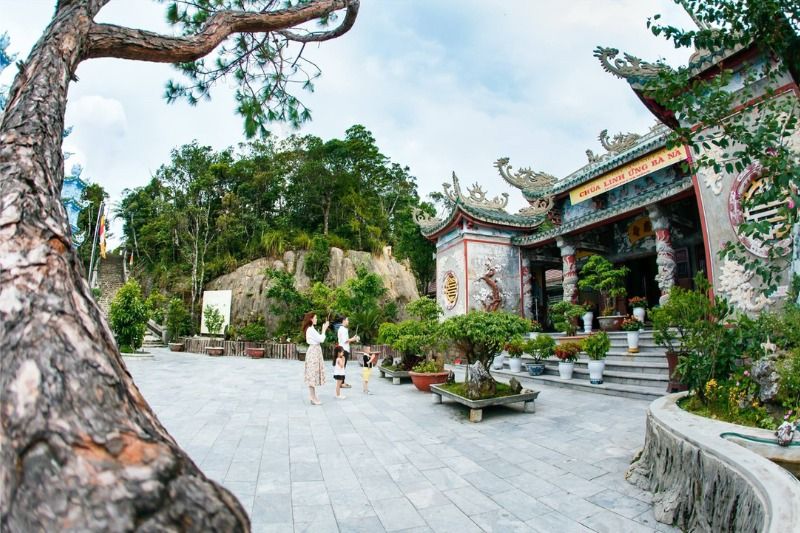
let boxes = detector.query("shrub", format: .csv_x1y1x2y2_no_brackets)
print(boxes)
577,255,630,315
203,305,224,336
166,298,191,341
109,279,148,352
504,335,527,358
239,322,268,342
628,296,648,309
529,319,543,332
777,348,800,409
439,311,530,371
412,359,444,373
549,301,586,335
378,299,442,369
526,334,556,362
582,332,610,361
554,341,581,363
405,297,442,322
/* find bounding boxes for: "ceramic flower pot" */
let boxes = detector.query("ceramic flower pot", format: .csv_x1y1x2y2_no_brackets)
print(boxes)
558,361,574,379
582,312,594,333
508,357,523,373
627,331,640,354
492,354,506,370
633,307,646,324
587,360,605,384
168,342,184,352
597,315,625,332
526,363,545,376
245,347,265,359
409,371,450,392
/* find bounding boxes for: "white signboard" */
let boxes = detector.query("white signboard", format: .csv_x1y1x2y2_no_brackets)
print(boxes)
201,290,232,335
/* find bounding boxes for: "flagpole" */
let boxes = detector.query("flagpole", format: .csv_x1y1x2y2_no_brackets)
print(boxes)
87,201,104,287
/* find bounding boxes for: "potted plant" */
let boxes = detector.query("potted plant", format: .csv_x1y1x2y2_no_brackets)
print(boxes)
628,296,648,324
529,319,543,339
581,300,594,334
239,321,268,358
577,255,630,331
554,341,581,379
621,317,641,353
409,357,450,392
526,334,555,376
582,331,610,384
549,301,587,338
504,335,526,373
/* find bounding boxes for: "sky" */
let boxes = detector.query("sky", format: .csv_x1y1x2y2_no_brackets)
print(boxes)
0,1,696,247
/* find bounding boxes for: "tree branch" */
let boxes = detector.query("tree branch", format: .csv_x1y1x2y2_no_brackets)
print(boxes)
278,0,360,42
84,0,358,62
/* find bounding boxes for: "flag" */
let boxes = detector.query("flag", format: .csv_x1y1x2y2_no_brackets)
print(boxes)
129,251,134,266
98,210,106,259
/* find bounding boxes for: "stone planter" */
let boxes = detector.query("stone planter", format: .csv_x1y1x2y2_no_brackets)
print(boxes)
205,346,224,357
409,371,450,392
632,307,646,324
526,363,545,376
491,354,506,370
627,393,800,532
245,347,265,359
168,342,185,352
508,357,523,373
379,366,411,385
582,311,594,333
556,335,587,344
558,361,574,379
587,360,605,384
597,315,625,332
627,331,640,354
430,384,539,423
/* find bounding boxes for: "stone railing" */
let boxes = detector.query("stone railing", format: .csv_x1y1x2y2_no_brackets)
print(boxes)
627,393,800,533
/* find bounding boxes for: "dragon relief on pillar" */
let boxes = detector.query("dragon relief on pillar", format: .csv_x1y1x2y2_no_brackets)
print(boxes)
648,204,676,304
475,260,504,312
557,237,578,303
443,172,508,211
521,258,533,319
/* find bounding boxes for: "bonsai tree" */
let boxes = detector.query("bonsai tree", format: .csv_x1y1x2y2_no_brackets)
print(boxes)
577,255,630,316
504,335,527,358
582,331,610,360
166,297,191,342
526,334,556,363
109,279,148,353
549,301,586,335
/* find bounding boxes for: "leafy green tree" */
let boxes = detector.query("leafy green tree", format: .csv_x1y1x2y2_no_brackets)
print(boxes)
333,267,396,343
109,279,148,352
577,255,630,315
265,269,311,338
145,290,168,324
304,234,331,282
76,182,109,268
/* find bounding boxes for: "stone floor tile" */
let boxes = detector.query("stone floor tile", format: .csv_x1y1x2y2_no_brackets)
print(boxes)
290,461,324,482
470,509,534,532
579,509,657,533
290,481,329,505
489,490,553,522
338,515,387,533
417,503,482,533
525,511,595,533
250,493,292,525
536,491,606,522
405,486,452,510
549,472,605,498
372,497,427,531
461,471,513,496
444,486,501,516
586,488,653,519
632,509,684,533
423,468,470,491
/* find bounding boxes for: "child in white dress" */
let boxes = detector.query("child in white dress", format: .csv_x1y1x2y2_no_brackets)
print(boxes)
333,346,347,399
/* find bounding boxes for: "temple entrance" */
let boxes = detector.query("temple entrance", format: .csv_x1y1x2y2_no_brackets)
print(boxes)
625,255,660,308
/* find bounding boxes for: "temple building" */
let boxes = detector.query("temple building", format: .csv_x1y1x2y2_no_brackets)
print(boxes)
416,31,799,325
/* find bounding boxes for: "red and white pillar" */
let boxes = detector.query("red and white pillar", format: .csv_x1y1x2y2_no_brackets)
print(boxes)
647,204,676,304
557,237,578,303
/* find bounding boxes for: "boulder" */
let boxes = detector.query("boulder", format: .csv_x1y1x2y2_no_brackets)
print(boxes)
465,361,496,400
509,377,523,394
751,354,781,402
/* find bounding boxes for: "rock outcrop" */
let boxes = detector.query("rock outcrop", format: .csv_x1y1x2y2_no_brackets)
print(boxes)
206,246,420,326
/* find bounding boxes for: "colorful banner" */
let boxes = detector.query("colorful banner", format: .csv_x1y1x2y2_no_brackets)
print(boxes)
569,145,689,205
98,210,106,259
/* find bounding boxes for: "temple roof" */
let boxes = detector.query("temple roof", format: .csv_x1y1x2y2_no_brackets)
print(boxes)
512,174,693,247
414,172,546,238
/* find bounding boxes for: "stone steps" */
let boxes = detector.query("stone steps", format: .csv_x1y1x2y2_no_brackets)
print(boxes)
491,368,666,401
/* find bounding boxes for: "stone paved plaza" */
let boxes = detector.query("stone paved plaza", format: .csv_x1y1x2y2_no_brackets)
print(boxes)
126,349,680,533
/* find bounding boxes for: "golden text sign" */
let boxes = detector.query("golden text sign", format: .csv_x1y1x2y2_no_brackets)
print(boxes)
569,145,689,205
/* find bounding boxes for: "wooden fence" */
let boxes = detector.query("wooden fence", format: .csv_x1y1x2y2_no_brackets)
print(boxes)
180,337,398,361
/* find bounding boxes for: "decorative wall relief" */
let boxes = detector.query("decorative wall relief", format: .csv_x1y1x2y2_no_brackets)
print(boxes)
718,258,775,312
475,260,503,312
442,271,459,310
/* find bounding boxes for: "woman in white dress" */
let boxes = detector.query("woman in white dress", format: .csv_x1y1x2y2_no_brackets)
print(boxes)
302,311,329,405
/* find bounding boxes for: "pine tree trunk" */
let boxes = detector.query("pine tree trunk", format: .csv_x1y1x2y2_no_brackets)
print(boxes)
0,2,248,530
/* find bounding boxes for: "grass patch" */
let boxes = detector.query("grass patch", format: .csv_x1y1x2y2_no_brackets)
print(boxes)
439,381,517,400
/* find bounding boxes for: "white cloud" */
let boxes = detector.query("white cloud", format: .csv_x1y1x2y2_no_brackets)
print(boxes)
67,95,128,136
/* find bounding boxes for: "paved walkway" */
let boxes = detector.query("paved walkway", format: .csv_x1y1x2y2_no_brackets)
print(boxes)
126,349,679,533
